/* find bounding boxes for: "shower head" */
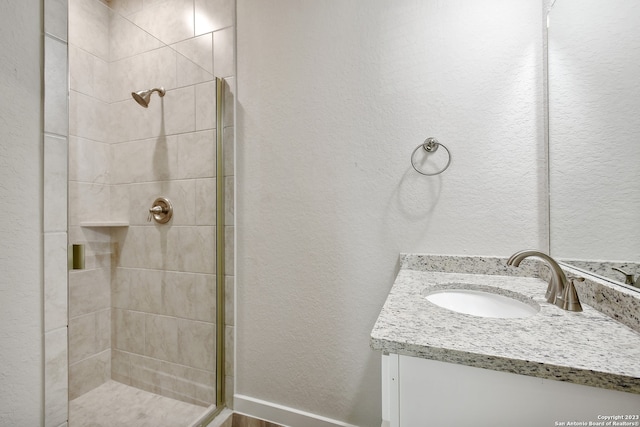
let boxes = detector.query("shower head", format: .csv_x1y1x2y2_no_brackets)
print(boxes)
131,87,166,108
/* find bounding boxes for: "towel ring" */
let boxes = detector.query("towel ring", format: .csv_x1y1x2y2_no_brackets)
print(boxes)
410,137,451,176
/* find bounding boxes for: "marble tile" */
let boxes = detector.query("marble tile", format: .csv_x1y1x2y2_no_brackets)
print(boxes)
93,56,110,104
68,268,110,317
44,135,68,233
195,178,216,226
69,350,110,400
195,0,234,36
225,325,234,375
44,232,68,331
173,226,216,274
165,85,197,135
69,380,206,427
109,10,164,62
177,50,214,88
143,0,174,8
129,352,163,387
125,179,195,226
195,80,216,131
223,126,234,176
224,226,234,274
125,352,215,405
69,314,97,364
224,177,234,226
182,364,215,397
108,98,156,143
112,86,196,141
177,130,216,179
116,226,166,270
124,182,162,223
69,90,109,142
67,239,112,271
225,275,234,326
223,77,235,128
111,136,179,184
128,269,163,313
96,308,111,351
112,268,131,309
177,319,215,370
69,136,109,184
68,180,110,225
109,184,130,223
68,224,111,247
192,381,215,405
45,327,68,427
128,0,194,46
45,0,68,41
67,308,109,363
173,33,214,75
225,374,233,409
111,349,131,381
113,308,145,354
213,27,234,78
162,271,216,322
69,0,109,60
109,46,177,103
69,45,94,97
45,36,68,137
107,0,143,17
145,314,179,362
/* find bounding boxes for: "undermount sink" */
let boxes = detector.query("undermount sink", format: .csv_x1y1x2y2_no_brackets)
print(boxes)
422,285,540,319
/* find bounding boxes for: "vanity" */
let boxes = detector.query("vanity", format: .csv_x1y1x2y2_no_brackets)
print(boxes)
370,254,640,427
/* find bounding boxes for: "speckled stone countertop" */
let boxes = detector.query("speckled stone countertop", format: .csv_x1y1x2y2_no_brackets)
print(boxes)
370,257,640,394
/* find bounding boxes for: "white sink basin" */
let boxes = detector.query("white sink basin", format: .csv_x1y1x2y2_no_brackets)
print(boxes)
423,286,539,319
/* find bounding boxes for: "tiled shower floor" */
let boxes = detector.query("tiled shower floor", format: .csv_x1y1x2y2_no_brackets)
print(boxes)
69,380,207,427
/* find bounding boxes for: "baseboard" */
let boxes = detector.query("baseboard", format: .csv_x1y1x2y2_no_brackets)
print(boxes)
233,394,359,427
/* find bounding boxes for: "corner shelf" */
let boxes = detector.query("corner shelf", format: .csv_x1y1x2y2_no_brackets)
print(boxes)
79,221,130,228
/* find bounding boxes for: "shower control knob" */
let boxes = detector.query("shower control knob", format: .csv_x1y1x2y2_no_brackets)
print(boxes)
148,197,173,224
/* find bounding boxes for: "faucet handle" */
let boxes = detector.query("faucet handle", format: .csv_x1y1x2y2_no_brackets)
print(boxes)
612,267,634,285
561,277,583,312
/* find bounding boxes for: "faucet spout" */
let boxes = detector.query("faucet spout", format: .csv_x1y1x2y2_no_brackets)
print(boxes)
507,250,582,312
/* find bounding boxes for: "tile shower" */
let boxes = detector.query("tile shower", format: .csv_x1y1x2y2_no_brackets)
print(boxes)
43,0,235,425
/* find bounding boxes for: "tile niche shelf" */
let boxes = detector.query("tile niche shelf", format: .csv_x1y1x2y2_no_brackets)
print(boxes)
79,221,129,227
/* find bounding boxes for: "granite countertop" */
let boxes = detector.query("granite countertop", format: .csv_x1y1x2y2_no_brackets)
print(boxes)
370,268,640,394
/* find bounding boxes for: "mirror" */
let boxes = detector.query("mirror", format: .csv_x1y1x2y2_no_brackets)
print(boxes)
547,0,640,290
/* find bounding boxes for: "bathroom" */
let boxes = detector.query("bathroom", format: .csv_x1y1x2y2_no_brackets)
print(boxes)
1,0,639,426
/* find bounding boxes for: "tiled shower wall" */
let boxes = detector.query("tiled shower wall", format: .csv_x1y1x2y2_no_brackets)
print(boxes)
63,0,235,413
67,0,113,401
44,0,70,426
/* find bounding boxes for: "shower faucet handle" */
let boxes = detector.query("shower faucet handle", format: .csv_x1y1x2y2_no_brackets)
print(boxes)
148,197,173,224
147,206,162,222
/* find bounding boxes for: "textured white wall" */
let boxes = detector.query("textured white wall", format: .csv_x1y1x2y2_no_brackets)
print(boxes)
0,0,44,425
236,1,546,425
548,0,640,262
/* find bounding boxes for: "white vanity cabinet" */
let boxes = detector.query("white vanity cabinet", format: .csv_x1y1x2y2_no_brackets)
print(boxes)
381,354,640,427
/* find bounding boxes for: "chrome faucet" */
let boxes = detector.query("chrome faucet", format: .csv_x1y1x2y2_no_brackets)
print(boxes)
507,250,582,312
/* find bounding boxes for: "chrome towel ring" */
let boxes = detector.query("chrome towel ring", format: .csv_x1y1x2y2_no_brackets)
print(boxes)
410,137,451,176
